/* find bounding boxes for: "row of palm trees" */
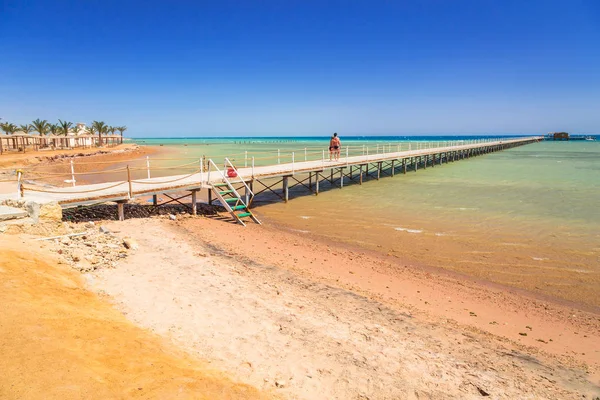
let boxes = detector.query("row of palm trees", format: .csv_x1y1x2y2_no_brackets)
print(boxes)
0,119,127,145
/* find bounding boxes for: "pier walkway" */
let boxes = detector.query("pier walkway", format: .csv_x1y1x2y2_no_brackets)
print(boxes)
3,136,542,225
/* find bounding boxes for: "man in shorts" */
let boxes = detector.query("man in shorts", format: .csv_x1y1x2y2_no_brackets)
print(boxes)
329,132,341,161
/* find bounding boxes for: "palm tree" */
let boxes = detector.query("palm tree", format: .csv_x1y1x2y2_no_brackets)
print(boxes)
7,123,18,134
57,119,72,136
19,124,33,135
1,122,18,135
117,126,127,143
49,123,60,136
92,120,108,146
31,119,50,136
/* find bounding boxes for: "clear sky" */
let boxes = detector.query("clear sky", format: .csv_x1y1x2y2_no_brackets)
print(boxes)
1,0,599,137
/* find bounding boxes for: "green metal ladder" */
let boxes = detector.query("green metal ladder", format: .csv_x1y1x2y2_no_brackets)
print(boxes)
208,159,261,227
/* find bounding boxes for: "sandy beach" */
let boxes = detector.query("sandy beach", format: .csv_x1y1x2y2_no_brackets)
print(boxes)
3,209,591,399
0,235,272,400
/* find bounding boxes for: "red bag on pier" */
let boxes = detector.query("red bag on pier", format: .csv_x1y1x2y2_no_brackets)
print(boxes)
227,167,238,178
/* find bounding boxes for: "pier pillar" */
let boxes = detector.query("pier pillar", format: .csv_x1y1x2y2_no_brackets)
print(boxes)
432,154,435,167
152,194,158,205
283,176,289,203
208,189,213,205
117,201,125,221
359,165,363,185
423,156,427,169
414,157,418,172
340,168,344,188
377,162,382,180
330,169,334,185
402,159,407,174
315,174,320,195
391,160,395,176
244,184,250,205
191,190,197,215
308,172,312,192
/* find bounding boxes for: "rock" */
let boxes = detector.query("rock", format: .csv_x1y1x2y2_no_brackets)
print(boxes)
60,236,70,244
25,201,41,222
169,214,177,221
99,226,110,234
85,221,96,228
123,237,139,250
71,250,85,262
275,380,286,388
85,255,99,265
39,202,62,222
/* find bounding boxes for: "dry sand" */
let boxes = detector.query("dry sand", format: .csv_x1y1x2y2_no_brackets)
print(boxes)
0,235,272,400
83,216,600,399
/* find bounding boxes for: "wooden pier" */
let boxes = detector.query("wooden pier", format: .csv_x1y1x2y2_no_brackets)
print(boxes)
6,136,542,225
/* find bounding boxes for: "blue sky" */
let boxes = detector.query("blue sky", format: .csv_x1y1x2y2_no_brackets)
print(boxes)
1,0,599,137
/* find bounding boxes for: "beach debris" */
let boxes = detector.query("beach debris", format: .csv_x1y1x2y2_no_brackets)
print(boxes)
99,226,110,234
469,311,477,317
536,339,548,344
34,232,88,241
519,332,528,336
169,214,177,221
526,325,532,331
123,237,139,250
85,221,95,228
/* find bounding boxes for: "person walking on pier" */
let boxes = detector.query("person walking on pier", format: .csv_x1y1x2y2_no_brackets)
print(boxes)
329,132,341,161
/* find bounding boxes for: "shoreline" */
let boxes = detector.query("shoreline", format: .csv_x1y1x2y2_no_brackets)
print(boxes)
258,212,600,316
174,214,600,370
87,216,599,398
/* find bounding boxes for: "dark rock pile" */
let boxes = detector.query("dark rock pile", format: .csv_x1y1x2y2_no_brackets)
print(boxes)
63,202,223,222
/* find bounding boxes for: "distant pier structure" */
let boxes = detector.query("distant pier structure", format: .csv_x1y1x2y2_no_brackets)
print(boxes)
545,132,595,141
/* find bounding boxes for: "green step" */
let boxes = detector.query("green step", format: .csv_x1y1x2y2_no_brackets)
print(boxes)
219,190,234,195
213,183,229,187
236,212,252,218
231,205,247,211
224,198,239,203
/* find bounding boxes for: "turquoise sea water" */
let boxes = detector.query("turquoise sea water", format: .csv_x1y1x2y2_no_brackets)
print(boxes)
129,136,600,307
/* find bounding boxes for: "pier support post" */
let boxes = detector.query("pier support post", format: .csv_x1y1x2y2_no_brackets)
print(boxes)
283,176,289,203
377,162,381,180
391,160,395,177
208,189,213,205
191,190,197,215
244,184,250,205
152,194,158,205
340,168,344,188
359,165,363,185
308,172,312,192
315,173,320,195
432,154,436,167
117,201,125,221
403,158,407,174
